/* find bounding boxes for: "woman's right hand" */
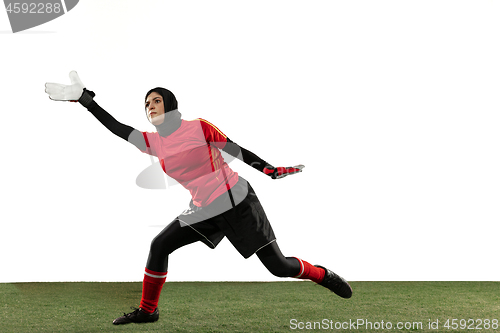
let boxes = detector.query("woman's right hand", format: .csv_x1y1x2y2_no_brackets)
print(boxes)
45,71,95,107
45,70,86,102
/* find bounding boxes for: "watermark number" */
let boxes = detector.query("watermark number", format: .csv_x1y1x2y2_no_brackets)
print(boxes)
6,2,61,14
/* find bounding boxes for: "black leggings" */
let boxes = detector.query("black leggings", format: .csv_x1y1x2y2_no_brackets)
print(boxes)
146,219,300,277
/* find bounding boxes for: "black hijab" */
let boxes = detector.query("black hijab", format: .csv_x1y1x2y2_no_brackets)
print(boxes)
145,87,178,112
145,87,182,137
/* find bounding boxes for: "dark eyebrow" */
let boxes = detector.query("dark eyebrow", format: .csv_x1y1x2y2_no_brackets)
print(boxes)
145,97,162,105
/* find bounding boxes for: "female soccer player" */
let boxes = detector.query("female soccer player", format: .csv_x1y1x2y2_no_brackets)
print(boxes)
45,71,352,325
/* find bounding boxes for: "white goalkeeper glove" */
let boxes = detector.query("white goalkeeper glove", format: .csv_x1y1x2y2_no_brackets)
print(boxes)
45,71,94,107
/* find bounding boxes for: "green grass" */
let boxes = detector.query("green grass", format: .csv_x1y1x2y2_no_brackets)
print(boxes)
1,281,499,332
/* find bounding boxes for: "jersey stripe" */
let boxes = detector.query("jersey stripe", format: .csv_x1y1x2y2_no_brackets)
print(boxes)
142,132,150,148
198,118,227,138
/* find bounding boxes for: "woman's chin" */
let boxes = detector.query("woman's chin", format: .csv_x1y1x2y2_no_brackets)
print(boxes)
150,114,165,126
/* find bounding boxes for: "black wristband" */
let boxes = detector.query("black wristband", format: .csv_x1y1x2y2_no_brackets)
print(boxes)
78,88,95,108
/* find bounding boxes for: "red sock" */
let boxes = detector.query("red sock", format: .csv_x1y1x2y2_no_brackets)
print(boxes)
139,268,167,313
293,257,325,283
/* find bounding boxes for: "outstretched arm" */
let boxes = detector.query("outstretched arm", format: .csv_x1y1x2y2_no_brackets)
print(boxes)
83,95,146,151
199,118,304,179
221,138,304,179
45,71,146,151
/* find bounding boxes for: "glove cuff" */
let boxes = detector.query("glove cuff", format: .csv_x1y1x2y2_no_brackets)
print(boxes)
263,166,277,179
78,88,95,108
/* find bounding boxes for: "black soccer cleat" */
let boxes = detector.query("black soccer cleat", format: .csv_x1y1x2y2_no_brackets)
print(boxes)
112,307,159,325
315,265,353,299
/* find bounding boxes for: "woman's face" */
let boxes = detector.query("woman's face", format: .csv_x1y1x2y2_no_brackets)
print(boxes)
145,92,165,125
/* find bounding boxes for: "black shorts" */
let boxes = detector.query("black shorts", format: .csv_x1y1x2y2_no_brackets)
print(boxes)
177,177,276,259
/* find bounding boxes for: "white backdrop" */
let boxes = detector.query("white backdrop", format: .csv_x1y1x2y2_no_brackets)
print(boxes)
1,0,499,282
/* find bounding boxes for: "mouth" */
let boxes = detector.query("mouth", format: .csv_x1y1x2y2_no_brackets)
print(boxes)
149,112,157,117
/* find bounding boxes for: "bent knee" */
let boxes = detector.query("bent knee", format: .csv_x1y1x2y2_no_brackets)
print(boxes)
149,236,172,256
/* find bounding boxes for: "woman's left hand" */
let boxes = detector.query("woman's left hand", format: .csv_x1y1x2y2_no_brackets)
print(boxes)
264,165,305,179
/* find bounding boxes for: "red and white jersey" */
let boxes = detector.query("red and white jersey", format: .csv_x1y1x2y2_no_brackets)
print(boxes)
140,119,239,207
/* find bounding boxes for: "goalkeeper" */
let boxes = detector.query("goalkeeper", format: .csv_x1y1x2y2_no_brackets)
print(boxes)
45,71,352,325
